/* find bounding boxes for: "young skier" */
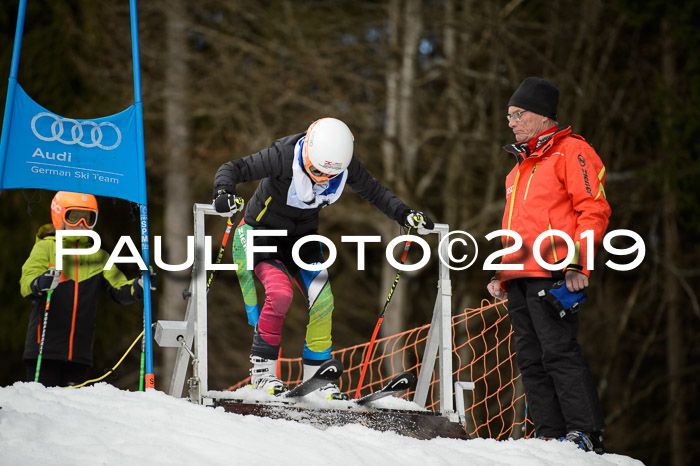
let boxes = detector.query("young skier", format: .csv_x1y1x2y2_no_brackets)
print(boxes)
20,191,154,386
213,117,433,398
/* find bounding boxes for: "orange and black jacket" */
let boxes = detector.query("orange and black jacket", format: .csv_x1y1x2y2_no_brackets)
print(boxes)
20,225,142,366
495,126,611,288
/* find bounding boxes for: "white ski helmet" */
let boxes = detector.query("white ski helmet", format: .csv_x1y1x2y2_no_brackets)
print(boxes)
302,117,354,183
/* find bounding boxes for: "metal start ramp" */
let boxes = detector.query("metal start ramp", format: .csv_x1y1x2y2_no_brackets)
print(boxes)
155,203,475,435
215,400,470,440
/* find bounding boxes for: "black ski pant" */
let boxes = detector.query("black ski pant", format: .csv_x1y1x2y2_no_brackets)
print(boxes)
25,359,89,387
506,277,605,437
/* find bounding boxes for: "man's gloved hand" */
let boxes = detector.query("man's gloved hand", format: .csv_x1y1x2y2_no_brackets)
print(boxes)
404,210,434,235
133,267,157,300
30,269,60,296
212,189,244,216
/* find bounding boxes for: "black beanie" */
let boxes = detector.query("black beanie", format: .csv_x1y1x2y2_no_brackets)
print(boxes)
508,77,559,121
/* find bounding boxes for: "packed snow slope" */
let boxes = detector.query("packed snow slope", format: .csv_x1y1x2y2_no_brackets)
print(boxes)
0,383,644,466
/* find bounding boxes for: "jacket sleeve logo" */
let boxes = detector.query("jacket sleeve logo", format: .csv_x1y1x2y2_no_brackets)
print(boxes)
578,154,593,196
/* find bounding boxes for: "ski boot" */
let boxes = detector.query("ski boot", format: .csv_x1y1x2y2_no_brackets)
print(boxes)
565,430,605,454
249,355,288,395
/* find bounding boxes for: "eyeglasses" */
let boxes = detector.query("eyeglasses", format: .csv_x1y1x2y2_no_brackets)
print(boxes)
64,208,98,228
506,110,529,122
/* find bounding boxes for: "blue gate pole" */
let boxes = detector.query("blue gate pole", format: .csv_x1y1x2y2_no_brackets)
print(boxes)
129,0,154,390
0,0,28,189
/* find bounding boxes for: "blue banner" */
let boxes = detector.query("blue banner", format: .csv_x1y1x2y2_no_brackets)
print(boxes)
1,0,154,390
1,84,143,204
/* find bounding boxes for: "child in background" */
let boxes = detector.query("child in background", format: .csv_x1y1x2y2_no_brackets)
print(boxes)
20,191,154,387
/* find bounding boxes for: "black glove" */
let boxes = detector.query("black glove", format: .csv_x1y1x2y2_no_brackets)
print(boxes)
212,189,244,216
30,269,60,296
133,267,157,300
403,210,434,234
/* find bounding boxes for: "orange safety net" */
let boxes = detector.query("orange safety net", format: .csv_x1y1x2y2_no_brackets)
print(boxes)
227,299,533,439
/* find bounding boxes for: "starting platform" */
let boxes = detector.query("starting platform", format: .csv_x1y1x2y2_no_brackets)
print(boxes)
215,400,469,440
155,203,475,439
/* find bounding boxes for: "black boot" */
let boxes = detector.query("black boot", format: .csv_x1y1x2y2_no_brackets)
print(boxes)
565,430,605,454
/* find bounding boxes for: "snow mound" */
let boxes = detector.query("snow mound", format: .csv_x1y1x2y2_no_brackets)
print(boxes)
0,382,644,466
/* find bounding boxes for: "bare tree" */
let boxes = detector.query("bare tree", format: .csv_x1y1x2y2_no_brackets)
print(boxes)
158,0,192,386
660,19,685,466
379,0,423,341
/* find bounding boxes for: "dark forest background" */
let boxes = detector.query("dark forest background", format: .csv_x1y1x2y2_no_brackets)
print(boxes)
1,1,699,465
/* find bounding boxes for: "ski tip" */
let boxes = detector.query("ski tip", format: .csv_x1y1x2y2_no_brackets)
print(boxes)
354,371,418,405
317,359,344,378
282,359,345,398
324,358,344,368
389,372,417,390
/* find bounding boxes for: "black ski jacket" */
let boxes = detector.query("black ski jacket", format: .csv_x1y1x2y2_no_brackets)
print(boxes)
214,132,411,236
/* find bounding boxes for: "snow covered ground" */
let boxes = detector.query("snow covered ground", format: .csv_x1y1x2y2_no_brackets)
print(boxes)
0,382,644,466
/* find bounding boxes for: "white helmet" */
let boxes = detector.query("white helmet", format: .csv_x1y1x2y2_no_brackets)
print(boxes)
302,117,354,183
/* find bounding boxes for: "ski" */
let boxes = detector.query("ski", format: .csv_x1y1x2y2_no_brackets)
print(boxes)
281,359,344,399
356,371,416,405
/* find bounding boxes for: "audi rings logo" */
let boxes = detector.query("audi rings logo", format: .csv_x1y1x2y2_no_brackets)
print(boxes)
31,112,122,150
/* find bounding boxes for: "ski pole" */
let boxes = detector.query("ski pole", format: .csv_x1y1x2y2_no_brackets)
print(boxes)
207,215,235,293
354,226,415,399
206,198,243,293
34,265,56,383
139,312,146,391
137,268,155,391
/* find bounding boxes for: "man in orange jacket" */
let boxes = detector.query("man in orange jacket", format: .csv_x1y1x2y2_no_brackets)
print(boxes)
487,77,611,453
